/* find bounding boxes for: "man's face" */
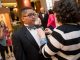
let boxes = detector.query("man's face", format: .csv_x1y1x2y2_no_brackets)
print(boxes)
22,9,37,25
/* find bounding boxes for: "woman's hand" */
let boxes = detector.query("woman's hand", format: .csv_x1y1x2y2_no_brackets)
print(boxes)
44,28,52,34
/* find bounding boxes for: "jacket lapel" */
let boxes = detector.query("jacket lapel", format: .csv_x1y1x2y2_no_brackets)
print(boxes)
22,26,39,50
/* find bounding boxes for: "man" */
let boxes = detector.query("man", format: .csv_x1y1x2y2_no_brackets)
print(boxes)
12,7,51,60
38,7,49,28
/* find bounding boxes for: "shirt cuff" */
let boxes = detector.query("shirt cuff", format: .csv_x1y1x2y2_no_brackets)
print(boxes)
40,38,47,46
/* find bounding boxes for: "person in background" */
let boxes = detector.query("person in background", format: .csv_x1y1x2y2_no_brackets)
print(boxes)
47,9,56,30
12,7,51,60
37,0,80,60
5,29,13,58
35,16,42,27
38,7,49,28
0,21,6,60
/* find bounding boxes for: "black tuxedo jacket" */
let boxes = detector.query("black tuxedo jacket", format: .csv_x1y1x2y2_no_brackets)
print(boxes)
12,26,51,60
38,12,49,28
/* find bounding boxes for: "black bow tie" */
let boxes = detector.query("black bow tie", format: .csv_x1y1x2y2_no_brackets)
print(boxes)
26,26,36,30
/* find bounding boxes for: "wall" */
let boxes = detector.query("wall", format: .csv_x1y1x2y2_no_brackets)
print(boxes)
52,0,59,7
39,0,47,11
39,0,60,11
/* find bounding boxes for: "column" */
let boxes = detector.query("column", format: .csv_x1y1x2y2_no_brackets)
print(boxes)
39,0,47,11
35,0,41,12
16,0,31,9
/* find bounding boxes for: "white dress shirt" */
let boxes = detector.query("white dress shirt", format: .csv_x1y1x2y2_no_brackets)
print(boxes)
24,24,41,47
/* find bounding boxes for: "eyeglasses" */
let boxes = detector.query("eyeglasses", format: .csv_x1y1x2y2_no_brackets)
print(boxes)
27,13,37,17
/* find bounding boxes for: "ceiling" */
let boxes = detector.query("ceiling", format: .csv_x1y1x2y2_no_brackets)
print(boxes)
2,0,16,3
1,0,38,7
2,0,38,3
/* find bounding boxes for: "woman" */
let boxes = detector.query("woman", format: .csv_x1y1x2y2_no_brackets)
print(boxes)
0,21,6,60
37,0,80,60
47,9,56,30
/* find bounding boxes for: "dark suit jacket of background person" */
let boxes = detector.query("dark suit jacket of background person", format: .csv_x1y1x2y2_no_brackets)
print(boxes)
38,12,49,28
12,26,51,60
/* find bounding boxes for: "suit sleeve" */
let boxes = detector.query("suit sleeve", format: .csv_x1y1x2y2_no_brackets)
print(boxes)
12,32,26,60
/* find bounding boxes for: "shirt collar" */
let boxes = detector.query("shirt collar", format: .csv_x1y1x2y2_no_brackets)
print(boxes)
24,24,36,30
24,24,29,26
